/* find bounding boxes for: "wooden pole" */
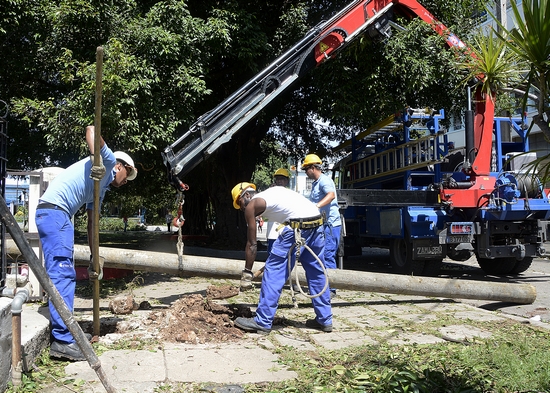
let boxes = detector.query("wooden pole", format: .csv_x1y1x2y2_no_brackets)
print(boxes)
92,46,104,337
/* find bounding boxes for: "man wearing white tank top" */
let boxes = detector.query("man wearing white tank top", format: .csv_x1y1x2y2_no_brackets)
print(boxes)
230,182,333,333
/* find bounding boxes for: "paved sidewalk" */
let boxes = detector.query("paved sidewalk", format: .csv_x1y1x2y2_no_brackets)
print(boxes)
12,229,548,392
21,268,545,393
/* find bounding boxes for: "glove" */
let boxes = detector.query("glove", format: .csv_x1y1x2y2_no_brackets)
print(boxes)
90,155,106,181
87,254,104,281
240,269,254,291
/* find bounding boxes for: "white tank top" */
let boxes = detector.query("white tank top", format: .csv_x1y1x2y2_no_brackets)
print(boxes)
252,186,319,223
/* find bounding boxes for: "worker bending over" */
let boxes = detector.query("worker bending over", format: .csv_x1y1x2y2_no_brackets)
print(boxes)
231,182,333,333
36,125,137,361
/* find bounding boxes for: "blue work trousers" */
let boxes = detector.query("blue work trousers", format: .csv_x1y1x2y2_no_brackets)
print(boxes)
36,208,76,344
254,226,332,329
324,224,341,270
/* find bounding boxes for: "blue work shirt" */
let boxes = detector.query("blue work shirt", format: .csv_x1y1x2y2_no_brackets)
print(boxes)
309,173,341,227
39,144,116,217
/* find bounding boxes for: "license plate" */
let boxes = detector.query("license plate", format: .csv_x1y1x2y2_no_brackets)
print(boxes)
415,245,443,255
446,235,471,243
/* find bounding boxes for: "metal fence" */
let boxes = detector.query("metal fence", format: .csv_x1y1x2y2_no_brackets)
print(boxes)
1,100,8,289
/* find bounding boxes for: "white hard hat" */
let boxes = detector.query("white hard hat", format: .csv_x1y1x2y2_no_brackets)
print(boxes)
114,151,137,181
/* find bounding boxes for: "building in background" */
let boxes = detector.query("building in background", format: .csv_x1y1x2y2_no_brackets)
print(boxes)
4,176,29,215
446,0,549,160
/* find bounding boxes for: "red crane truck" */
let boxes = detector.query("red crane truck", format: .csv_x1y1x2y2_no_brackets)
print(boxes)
161,0,550,276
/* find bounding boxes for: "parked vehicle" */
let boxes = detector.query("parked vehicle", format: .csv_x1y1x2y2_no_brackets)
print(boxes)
334,107,550,276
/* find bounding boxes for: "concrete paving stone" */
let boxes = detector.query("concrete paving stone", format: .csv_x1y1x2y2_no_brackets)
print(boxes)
256,336,277,351
453,310,506,322
65,349,166,383
310,330,377,350
346,315,390,329
375,328,403,340
394,313,438,323
387,332,446,345
380,294,440,303
275,307,315,321
334,292,388,303
333,305,376,318
56,380,160,393
367,303,423,315
61,350,166,393
415,300,472,313
271,330,317,351
438,324,492,342
165,343,298,383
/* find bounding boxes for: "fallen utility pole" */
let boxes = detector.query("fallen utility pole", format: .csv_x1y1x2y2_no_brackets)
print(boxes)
0,197,118,393
5,242,535,305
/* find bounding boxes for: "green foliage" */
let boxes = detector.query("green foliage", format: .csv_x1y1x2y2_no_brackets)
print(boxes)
2,0,527,244
4,346,74,393
488,0,550,181
251,138,290,190
493,0,550,115
264,322,550,393
75,275,129,298
455,29,526,100
271,0,485,158
74,215,143,233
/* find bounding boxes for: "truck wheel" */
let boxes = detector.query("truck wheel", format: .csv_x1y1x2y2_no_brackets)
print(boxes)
476,256,517,275
510,257,534,275
390,238,424,275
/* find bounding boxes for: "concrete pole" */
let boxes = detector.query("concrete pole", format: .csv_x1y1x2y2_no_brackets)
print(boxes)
495,0,511,142
495,0,507,32
6,242,535,305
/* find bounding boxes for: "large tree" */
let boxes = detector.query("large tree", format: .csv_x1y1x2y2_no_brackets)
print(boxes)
1,0,488,248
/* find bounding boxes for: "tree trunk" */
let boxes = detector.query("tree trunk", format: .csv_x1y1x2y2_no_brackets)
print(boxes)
180,119,271,248
215,120,269,247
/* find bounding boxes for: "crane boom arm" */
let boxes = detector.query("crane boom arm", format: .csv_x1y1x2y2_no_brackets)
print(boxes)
162,0,469,190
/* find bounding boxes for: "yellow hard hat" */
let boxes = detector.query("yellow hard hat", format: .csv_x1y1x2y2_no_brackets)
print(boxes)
273,168,290,178
301,154,322,169
231,182,256,209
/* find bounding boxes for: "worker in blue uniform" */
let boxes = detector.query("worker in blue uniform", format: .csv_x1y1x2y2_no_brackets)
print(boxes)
36,125,137,361
303,153,341,297
231,182,333,333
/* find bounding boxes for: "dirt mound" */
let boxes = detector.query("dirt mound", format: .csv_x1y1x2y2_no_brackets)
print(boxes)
143,285,252,344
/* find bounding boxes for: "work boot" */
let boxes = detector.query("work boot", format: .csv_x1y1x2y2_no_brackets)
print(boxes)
305,318,333,333
50,341,86,361
240,269,254,291
234,317,271,334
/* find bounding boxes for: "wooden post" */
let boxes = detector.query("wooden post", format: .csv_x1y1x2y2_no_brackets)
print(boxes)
92,46,104,337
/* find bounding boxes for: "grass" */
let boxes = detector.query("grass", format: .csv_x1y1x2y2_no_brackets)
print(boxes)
249,322,550,392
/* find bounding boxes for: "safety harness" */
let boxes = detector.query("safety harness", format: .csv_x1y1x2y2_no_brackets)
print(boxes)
286,215,324,230
283,215,330,307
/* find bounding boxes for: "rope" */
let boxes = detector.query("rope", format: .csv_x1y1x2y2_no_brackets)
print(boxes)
174,191,186,271
286,227,329,307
